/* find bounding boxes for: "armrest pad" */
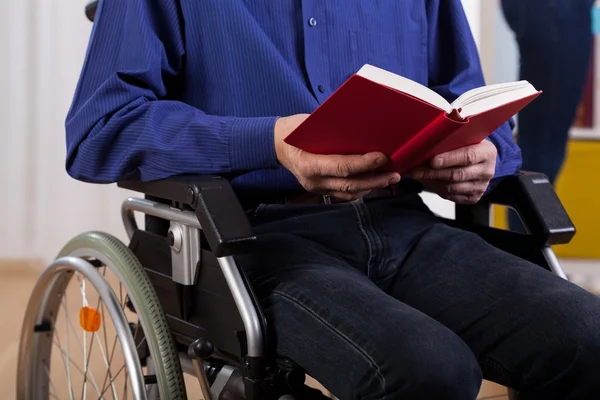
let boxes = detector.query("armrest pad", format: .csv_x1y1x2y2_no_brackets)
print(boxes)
118,175,255,257
484,171,575,246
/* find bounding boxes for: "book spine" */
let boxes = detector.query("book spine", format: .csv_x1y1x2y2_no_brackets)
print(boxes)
390,112,466,174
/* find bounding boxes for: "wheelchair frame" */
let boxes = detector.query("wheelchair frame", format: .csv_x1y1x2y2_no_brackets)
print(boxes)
111,171,575,399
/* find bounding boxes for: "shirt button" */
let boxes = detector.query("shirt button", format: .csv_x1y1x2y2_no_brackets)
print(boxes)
318,85,325,93
308,17,317,27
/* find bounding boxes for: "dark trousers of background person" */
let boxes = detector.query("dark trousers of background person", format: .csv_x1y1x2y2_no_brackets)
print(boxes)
501,0,595,231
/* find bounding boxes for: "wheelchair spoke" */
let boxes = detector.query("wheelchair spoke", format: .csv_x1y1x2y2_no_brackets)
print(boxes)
52,339,94,381
136,335,147,351
54,324,102,396
98,301,120,399
99,281,138,395
60,297,104,395
123,369,129,400
52,336,102,396
98,364,126,399
81,315,101,398
61,292,75,400
54,291,103,397
44,363,61,400
53,305,75,400
76,273,106,400
100,332,121,394
94,329,119,399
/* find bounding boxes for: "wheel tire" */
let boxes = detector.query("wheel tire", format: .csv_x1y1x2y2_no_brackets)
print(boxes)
58,231,187,400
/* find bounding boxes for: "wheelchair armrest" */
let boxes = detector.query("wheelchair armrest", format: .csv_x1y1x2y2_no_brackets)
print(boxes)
118,175,256,257
456,171,575,246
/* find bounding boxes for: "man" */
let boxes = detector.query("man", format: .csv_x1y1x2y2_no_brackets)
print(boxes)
501,0,595,230
66,1,600,399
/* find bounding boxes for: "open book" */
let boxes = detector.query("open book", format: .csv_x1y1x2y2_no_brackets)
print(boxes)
284,64,541,174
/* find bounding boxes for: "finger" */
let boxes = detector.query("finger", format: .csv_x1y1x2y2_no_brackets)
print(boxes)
318,171,401,194
429,142,491,169
411,164,493,183
328,190,372,201
307,152,390,178
446,193,484,205
441,181,487,201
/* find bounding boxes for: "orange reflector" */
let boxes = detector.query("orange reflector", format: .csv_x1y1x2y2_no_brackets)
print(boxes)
79,306,101,332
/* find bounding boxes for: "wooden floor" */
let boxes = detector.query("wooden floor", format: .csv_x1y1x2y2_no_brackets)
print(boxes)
0,262,509,399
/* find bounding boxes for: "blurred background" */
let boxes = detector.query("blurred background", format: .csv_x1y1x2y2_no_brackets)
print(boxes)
0,0,598,398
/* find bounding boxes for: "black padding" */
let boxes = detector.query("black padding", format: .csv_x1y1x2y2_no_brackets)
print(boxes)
128,229,248,358
484,171,575,246
118,175,204,205
118,175,256,256
192,177,257,257
452,171,575,246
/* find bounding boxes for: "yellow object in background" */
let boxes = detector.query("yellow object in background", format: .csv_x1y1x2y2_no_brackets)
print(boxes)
493,140,600,258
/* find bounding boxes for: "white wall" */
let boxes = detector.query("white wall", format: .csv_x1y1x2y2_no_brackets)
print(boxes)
0,0,137,263
462,0,482,48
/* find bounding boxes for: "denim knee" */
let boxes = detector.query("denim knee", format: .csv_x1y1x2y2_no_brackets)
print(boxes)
356,329,482,400
558,310,600,373
519,290,600,398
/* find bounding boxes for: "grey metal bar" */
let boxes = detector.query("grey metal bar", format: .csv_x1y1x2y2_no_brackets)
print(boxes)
216,256,264,357
121,197,201,239
542,247,568,280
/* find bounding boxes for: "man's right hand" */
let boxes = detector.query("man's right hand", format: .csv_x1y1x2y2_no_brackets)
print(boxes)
274,114,401,201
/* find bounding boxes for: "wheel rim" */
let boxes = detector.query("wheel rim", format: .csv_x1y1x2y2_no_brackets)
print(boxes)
17,256,147,400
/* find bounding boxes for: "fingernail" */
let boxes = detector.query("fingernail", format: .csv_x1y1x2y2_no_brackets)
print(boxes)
432,158,444,168
375,156,387,166
389,174,401,185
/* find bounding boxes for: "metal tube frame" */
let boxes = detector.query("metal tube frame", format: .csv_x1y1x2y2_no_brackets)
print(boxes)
542,246,568,280
121,197,264,358
121,197,201,239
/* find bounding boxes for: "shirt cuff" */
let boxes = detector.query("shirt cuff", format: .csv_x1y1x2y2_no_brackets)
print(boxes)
229,116,280,171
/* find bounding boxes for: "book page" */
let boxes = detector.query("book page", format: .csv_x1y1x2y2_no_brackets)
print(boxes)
458,85,539,118
452,81,533,110
357,64,452,113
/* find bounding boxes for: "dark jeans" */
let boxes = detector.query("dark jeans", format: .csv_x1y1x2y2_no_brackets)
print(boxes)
501,0,594,231
237,194,600,400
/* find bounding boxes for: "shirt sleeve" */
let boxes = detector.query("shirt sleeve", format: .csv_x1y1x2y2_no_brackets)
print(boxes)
425,0,522,188
65,0,280,183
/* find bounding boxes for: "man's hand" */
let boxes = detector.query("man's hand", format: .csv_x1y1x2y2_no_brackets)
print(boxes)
410,140,497,204
274,114,401,201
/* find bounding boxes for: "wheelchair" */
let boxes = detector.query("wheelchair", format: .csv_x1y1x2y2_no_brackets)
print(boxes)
15,3,576,399
15,170,576,400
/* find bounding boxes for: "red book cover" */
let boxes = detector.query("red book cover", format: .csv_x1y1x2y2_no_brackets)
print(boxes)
284,72,541,174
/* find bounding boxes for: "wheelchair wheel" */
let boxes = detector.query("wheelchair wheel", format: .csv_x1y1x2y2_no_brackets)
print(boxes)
17,231,187,400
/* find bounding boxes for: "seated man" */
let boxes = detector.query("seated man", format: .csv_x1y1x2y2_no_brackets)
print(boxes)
65,1,600,398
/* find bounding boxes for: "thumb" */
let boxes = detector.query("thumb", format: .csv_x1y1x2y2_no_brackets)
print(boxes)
310,152,389,177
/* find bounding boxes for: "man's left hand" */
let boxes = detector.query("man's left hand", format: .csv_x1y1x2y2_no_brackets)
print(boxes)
410,140,497,204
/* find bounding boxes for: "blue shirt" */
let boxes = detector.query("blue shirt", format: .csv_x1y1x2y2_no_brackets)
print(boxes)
65,0,521,198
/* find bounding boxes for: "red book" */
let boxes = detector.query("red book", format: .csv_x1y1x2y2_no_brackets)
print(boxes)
284,64,541,174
